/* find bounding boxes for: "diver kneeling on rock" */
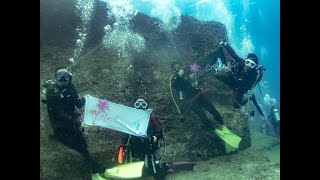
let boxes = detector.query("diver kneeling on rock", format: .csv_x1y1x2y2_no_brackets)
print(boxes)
92,98,196,180
41,67,101,172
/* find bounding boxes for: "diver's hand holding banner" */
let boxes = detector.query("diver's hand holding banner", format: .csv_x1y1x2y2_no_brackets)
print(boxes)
83,95,151,137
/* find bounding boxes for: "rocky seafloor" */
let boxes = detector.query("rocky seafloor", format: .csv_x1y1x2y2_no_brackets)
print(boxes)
40,1,279,179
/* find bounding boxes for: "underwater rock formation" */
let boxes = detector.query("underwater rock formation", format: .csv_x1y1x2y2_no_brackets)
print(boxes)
40,1,250,179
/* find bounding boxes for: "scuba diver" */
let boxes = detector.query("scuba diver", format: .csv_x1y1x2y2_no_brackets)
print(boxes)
118,98,168,180
170,62,242,151
205,39,267,117
94,98,195,180
40,68,100,172
170,62,224,131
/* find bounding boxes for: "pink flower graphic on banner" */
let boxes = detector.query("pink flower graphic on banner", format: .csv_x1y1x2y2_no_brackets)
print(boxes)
89,100,110,125
97,99,109,112
95,99,110,122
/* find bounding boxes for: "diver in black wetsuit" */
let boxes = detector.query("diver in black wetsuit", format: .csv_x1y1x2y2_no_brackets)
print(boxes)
116,98,196,180
204,39,266,117
40,68,100,172
170,63,225,131
118,98,168,180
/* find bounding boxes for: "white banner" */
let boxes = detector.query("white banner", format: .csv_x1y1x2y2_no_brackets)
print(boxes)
83,95,151,137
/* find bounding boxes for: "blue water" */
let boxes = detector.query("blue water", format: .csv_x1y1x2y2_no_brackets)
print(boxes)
130,0,280,107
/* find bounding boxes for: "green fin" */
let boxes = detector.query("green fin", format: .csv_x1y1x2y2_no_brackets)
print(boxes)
104,161,144,179
220,125,238,153
215,127,242,149
225,142,237,153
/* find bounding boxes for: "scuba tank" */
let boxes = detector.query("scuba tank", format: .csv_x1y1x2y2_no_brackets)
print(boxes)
272,108,280,122
179,91,183,100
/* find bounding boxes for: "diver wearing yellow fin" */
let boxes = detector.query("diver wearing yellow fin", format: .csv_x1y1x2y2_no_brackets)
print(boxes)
170,62,242,152
92,98,197,180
